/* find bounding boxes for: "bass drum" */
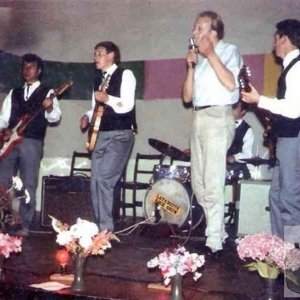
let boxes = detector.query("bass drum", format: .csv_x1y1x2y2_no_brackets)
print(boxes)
143,178,190,227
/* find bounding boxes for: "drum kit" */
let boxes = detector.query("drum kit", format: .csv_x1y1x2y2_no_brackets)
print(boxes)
144,138,203,230
144,138,272,231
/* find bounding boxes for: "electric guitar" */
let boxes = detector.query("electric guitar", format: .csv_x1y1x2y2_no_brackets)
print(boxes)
0,80,73,159
86,74,111,153
238,64,251,93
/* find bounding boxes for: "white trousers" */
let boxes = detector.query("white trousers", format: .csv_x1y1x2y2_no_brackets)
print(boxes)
191,105,235,250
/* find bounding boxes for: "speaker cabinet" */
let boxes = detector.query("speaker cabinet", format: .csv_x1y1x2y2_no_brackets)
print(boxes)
237,180,272,236
41,176,95,227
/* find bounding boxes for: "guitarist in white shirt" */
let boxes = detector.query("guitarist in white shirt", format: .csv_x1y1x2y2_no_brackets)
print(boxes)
0,53,61,236
80,41,136,232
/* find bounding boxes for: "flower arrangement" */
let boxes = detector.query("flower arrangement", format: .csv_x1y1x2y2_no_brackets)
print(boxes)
147,245,205,285
0,232,22,258
0,176,30,231
237,232,295,278
50,216,119,257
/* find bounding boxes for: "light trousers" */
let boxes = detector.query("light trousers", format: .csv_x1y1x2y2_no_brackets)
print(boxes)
191,106,235,250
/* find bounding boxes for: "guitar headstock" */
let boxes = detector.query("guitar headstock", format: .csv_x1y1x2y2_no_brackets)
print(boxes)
100,74,111,91
54,80,74,97
238,65,251,93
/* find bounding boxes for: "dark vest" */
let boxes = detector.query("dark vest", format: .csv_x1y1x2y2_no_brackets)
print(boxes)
274,55,300,137
94,68,135,132
9,85,50,140
227,120,250,156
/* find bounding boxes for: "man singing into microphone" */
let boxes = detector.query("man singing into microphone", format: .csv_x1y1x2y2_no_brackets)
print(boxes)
183,11,243,258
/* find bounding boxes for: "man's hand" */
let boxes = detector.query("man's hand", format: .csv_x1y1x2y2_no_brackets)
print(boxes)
241,83,260,104
95,91,108,103
186,51,197,69
80,115,89,132
0,128,12,142
227,155,235,164
42,97,54,113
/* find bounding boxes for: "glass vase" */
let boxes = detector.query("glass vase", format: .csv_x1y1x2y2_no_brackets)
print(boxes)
71,254,87,292
170,273,183,300
261,276,280,300
0,255,5,282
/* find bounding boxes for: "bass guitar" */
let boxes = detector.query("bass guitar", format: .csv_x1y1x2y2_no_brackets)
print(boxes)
86,74,111,153
0,80,73,159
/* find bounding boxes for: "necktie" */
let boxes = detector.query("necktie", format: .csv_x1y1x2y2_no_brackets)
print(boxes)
25,84,31,100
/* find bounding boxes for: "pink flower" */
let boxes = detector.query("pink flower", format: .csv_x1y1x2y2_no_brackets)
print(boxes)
0,233,22,258
147,245,205,286
237,232,295,270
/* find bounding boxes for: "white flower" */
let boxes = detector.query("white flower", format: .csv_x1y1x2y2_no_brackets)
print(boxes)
51,216,62,233
193,272,202,281
12,176,23,191
56,231,73,246
79,236,93,249
70,218,98,240
24,189,30,204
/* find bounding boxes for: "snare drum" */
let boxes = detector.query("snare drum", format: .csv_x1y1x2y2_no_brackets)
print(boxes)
144,178,190,227
153,165,190,183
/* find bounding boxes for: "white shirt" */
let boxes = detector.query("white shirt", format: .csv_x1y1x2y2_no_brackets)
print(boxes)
0,80,61,129
233,119,254,162
193,40,243,107
258,49,300,118
85,64,136,121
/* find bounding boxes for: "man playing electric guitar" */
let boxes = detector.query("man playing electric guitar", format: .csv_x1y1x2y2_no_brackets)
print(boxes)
242,19,300,239
80,41,136,232
0,53,62,236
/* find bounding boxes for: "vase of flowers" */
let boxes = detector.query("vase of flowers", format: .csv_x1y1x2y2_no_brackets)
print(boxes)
147,245,205,300
237,232,296,299
0,232,22,281
51,216,119,292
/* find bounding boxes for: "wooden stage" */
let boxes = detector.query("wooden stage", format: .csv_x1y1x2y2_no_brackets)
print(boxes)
0,217,289,299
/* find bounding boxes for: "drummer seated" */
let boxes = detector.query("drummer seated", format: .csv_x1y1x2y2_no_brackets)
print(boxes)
226,100,254,182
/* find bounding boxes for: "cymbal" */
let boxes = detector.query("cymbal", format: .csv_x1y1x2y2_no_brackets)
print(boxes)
148,138,190,162
240,157,271,166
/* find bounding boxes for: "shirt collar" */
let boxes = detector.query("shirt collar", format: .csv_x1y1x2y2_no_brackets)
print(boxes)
283,49,300,69
235,119,242,126
104,64,117,76
23,80,41,89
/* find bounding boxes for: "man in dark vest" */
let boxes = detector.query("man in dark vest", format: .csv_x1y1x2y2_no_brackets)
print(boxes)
242,19,300,239
0,53,62,236
226,100,254,183
80,41,136,232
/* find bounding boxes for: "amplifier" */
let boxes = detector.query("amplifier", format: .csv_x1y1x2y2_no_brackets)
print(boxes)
41,175,95,227
237,180,272,236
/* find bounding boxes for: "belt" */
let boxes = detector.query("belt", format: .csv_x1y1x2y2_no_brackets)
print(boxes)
194,105,215,111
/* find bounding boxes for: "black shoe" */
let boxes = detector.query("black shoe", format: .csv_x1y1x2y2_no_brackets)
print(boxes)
202,246,223,262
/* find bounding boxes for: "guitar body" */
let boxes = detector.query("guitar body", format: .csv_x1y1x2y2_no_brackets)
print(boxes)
86,74,110,153
86,105,105,152
0,120,24,159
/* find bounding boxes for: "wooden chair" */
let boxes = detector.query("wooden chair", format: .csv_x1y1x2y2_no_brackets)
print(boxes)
118,153,164,220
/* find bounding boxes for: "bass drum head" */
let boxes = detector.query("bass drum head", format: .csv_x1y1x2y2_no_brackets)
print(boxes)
143,178,190,227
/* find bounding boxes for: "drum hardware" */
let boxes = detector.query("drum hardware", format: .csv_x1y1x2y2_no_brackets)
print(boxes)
148,138,190,162
153,164,191,183
240,157,271,166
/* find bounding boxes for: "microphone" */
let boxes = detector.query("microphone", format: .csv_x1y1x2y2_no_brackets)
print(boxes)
188,38,197,68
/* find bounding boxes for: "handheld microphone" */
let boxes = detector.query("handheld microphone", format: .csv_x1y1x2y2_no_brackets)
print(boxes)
189,37,197,51
188,38,197,68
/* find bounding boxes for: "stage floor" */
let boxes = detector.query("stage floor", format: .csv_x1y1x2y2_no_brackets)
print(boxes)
0,217,289,299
